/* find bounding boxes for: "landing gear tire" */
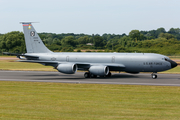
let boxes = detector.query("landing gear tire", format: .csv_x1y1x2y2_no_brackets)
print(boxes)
90,74,97,78
151,74,157,79
84,72,90,78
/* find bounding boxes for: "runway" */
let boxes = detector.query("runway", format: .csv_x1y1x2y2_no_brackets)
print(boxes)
0,70,180,86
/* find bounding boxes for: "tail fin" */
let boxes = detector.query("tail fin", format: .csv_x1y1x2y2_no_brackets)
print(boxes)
21,22,52,53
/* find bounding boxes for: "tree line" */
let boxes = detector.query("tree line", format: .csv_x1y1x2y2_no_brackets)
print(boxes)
0,27,180,55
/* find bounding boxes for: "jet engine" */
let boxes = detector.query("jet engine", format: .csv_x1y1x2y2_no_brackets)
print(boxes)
57,64,77,74
89,66,109,76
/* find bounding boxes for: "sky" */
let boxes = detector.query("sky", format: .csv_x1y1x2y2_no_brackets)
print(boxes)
0,0,180,35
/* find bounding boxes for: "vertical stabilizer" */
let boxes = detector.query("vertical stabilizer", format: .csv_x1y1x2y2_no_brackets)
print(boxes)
21,22,52,53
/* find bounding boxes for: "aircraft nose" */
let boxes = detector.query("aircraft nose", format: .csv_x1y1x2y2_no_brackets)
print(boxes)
168,60,178,68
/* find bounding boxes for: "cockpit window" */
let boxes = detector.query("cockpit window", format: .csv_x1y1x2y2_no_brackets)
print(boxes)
162,58,168,61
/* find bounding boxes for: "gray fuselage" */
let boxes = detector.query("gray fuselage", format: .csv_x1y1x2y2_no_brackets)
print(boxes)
26,52,173,73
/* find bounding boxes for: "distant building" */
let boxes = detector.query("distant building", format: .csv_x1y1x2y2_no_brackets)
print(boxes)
86,43,93,46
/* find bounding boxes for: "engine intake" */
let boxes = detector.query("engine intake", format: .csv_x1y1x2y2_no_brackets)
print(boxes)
89,66,109,76
57,64,77,74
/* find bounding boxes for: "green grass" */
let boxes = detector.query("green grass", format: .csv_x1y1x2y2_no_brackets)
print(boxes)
160,66,180,74
0,82,180,120
0,60,56,71
169,56,180,59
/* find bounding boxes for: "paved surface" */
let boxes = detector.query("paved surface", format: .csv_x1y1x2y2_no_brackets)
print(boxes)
0,57,18,60
0,71,180,86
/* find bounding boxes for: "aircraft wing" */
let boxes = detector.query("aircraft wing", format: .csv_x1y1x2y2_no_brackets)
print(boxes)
6,52,125,71
18,60,125,71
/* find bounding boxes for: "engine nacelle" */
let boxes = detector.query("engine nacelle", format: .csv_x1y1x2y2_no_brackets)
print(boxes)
57,64,77,74
89,66,109,76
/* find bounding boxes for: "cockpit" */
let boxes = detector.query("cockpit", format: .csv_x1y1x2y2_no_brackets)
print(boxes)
162,57,177,68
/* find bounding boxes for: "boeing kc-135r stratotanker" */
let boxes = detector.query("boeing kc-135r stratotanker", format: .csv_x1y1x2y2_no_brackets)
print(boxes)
15,22,177,79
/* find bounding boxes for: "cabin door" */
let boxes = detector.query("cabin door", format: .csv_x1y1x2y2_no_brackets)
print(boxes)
112,56,115,63
66,56,69,62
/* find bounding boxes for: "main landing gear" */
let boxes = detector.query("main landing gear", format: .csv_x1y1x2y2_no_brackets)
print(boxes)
84,72,97,78
151,73,157,79
84,72,90,78
84,72,112,78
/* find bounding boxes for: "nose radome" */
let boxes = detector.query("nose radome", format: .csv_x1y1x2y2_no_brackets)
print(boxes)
166,59,178,68
170,60,178,68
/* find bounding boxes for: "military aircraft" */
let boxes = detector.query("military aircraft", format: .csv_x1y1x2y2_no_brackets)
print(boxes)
16,22,177,79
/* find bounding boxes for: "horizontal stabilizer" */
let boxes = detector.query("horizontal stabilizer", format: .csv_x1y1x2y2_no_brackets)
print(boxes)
3,52,39,60
18,60,58,64
3,52,20,56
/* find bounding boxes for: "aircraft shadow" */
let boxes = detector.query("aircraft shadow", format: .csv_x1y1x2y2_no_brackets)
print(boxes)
26,73,139,81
